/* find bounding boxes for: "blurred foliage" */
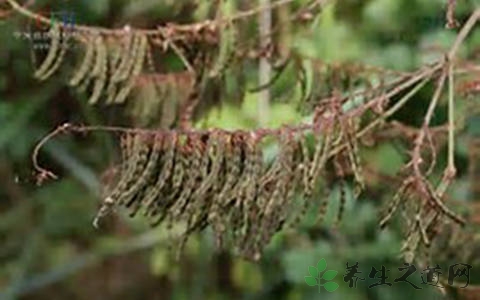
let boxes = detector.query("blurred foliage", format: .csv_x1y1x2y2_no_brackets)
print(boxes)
0,0,479,299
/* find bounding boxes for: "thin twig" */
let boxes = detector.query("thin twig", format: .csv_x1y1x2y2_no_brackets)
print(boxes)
448,8,480,60
168,41,195,74
32,124,74,184
5,0,295,36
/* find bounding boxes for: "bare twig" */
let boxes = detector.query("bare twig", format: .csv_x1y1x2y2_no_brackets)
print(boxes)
446,0,459,29
4,0,295,36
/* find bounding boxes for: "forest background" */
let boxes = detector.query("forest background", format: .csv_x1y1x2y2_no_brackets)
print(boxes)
1,0,480,299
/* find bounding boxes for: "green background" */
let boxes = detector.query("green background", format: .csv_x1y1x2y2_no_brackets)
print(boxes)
0,0,479,299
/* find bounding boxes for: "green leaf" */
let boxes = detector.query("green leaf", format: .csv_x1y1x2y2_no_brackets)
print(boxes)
302,59,313,100
324,281,339,292
317,258,327,273
322,270,338,280
308,266,318,277
304,276,318,286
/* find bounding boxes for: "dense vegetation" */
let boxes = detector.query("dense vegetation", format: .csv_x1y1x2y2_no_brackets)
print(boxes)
1,0,479,299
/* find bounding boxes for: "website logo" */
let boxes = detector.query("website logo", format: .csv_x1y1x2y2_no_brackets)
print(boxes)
304,258,339,293
13,3,78,50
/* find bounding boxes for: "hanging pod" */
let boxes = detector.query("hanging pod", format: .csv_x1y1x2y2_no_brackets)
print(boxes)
34,23,61,79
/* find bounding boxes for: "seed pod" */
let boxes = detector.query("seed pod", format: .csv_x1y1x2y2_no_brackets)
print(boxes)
116,134,150,204
119,132,135,174
208,133,244,247
114,34,148,103
37,27,70,80
227,133,253,243
167,137,203,221
105,37,126,104
69,34,95,87
118,133,163,207
106,133,146,203
162,138,189,228
145,41,156,72
343,117,364,196
256,133,296,254
238,134,263,251
94,133,147,226
193,133,225,199
315,178,331,224
379,178,412,229
307,126,332,197
111,32,134,83
220,132,245,205
34,23,61,79
335,178,347,226
88,34,108,104
183,134,224,229
287,135,313,229
142,133,176,219
208,134,234,246
423,179,465,225
118,34,142,82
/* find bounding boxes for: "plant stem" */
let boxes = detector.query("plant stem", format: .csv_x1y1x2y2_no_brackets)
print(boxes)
258,0,272,126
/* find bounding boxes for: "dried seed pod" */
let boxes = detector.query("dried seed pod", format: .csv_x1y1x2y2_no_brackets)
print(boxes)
208,135,234,246
167,137,204,221
111,32,135,83
108,37,123,72
163,138,189,228
287,134,314,228
36,27,70,80
88,34,108,104
343,117,365,196
151,136,191,229
230,137,261,253
144,41,156,72
34,23,61,79
195,133,226,196
93,133,147,226
208,133,244,247
126,182,150,218
255,133,296,254
184,133,226,230
118,133,163,207
108,133,147,201
169,138,187,194
228,134,255,242
105,37,126,104
315,178,331,224
220,132,245,205
423,180,465,225
119,132,135,174
239,134,263,239
307,128,332,196
142,133,177,218
114,34,147,103
334,178,347,226
118,34,142,82
300,134,311,191
69,34,95,87
379,178,413,229
116,134,150,203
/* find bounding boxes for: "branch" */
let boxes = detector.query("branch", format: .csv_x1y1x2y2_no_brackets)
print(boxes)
4,0,295,36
